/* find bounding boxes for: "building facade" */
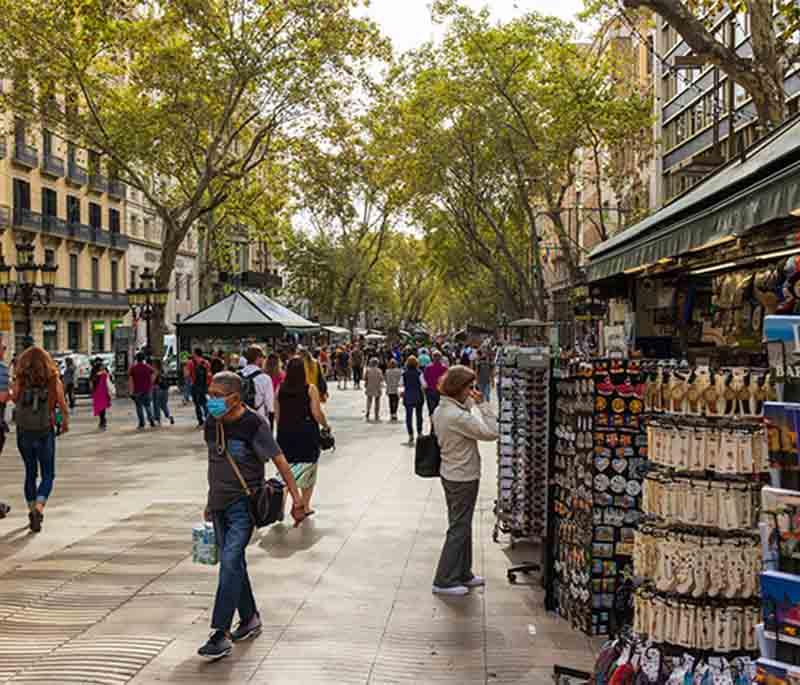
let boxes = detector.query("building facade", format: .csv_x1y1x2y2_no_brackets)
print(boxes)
2,117,130,354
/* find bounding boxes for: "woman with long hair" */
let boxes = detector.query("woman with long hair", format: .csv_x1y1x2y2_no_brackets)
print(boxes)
13,346,69,533
89,358,111,430
275,357,330,516
264,353,284,429
401,356,425,446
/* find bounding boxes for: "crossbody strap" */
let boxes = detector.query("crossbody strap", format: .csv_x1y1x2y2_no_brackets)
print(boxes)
216,420,252,497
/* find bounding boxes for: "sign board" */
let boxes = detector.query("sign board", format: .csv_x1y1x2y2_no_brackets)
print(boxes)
765,315,800,381
92,320,106,333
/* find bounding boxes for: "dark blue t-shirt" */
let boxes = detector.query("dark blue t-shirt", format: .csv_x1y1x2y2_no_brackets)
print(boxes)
402,368,424,406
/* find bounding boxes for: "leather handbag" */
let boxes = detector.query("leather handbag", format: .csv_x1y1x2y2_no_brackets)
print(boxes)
219,425,285,528
415,431,441,478
319,426,335,451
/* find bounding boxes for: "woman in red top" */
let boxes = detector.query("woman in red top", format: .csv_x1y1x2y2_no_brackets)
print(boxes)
265,353,285,429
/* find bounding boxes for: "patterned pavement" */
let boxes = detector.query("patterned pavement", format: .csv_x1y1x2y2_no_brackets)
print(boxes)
0,389,596,683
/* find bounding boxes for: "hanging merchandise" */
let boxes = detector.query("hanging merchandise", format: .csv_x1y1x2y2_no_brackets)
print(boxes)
551,358,647,637
633,361,769,659
493,345,550,545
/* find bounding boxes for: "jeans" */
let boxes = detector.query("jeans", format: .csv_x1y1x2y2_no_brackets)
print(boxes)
152,387,172,422
17,430,56,504
479,381,492,403
405,401,424,437
434,478,480,588
183,380,193,403
425,389,440,417
192,388,208,425
65,383,76,409
133,393,154,427
388,393,399,417
211,497,257,632
366,395,381,420
352,366,363,387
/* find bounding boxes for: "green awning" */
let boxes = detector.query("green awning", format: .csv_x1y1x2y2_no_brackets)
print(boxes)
587,115,800,282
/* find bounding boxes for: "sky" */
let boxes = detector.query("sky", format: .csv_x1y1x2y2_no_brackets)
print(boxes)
359,0,586,55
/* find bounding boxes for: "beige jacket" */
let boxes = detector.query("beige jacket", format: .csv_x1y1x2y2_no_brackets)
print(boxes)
432,396,498,482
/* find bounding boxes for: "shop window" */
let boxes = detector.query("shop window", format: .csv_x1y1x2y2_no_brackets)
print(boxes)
91,257,99,291
43,321,57,352
92,321,105,353
69,253,78,289
67,321,80,351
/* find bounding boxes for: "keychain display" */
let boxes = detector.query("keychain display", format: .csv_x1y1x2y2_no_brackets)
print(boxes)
552,358,647,637
493,346,550,543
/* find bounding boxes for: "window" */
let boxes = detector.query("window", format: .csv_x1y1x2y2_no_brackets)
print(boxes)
13,118,25,146
69,254,78,289
13,178,31,211
186,275,192,302
14,321,28,353
734,82,747,108
109,208,120,234
89,202,101,229
44,249,55,266
91,257,99,291
144,217,151,241
111,260,118,293
67,142,76,165
130,266,137,290
88,150,101,176
67,195,81,225
68,321,81,351
41,187,57,217
129,214,139,237
174,275,181,302
43,321,57,352
43,130,54,159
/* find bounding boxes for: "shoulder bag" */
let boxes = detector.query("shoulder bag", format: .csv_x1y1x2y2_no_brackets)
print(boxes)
217,422,285,528
415,427,441,478
319,426,335,451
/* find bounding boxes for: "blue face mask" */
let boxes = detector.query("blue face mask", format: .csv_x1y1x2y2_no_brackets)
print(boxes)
207,397,229,418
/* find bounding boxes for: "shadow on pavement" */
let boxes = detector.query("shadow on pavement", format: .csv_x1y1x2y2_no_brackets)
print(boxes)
258,519,328,558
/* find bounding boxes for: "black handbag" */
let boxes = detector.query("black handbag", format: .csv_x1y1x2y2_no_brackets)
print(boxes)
220,425,285,528
319,426,335,451
415,432,441,478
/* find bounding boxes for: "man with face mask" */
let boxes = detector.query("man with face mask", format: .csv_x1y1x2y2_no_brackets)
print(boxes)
198,371,306,661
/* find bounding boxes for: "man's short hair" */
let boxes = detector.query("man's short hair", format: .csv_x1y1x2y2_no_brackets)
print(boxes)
244,345,264,365
213,371,242,396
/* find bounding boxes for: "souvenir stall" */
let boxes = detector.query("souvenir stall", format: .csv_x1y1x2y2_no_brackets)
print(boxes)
551,358,647,637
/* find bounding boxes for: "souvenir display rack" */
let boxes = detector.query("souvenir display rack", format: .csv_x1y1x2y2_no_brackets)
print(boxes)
493,345,551,549
551,358,647,637
633,361,770,657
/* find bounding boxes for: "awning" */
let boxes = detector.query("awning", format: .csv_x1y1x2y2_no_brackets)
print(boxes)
323,325,350,337
587,116,800,282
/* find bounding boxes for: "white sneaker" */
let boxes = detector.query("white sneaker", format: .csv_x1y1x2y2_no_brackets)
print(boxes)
432,584,469,596
464,576,485,588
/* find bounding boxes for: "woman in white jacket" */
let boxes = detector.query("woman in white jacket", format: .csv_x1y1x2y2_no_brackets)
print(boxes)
431,365,498,596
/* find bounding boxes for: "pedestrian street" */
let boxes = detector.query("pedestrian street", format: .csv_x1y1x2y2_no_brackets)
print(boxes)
0,388,596,683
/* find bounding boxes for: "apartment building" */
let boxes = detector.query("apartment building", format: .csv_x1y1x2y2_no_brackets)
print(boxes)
2,118,130,354
655,13,800,205
126,189,199,349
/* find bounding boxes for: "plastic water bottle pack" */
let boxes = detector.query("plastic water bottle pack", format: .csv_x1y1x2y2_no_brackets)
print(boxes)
192,522,218,565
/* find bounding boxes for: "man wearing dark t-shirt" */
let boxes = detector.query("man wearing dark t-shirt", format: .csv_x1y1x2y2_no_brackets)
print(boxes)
128,352,155,429
198,371,306,661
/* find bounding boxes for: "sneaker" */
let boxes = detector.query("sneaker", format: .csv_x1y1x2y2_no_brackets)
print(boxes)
198,631,232,660
231,613,262,642
463,576,485,588
149,419,156,428
432,584,469,596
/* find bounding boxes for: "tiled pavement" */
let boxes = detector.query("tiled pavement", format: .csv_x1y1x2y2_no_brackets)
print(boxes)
0,389,597,683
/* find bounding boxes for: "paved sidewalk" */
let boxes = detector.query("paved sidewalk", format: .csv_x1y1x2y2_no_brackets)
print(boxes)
0,389,596,683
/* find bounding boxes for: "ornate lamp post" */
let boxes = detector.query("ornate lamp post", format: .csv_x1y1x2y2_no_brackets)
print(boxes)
0,242,58,349
126,267,169,355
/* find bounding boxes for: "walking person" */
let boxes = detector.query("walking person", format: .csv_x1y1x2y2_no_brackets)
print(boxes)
476,350,495,402
301,347,328,403
128,352,156,429
431,366,498,596
423,350,447,417
13,346,69,533
63,357,76,410
151,359,174,425
0,337,13,519
239,346,273,421
182,353,193,406
275,357,330,516
364,357,384,422
336,347,350,390
188,348,211,428
401,356,425,446
198,371,306,661
351,345,364,389
265,353,284,429
90,358,111,430
385,359,402,422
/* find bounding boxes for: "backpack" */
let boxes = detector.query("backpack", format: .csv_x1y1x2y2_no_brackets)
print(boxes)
193,361,209,392
17,374,51,434
239,369,263,410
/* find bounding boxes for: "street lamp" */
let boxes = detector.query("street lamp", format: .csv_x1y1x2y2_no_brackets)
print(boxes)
0,242,58,349
126,266,169,355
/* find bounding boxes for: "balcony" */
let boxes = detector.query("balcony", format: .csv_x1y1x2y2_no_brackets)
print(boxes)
67,162,88,186
12,142,38,169
109,231,129,250
41,214,69,238
0,206,9,229
88,173,107,194
52,288,128,309
40,153,65,178
108,179,126,199
13,207,42,231
89,226,111,246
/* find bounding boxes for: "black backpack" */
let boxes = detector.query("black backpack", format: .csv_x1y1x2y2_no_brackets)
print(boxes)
194,362,209,392
17,373,51,435
239,369,264,410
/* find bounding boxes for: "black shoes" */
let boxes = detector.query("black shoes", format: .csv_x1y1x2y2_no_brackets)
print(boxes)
198,631,232,660
169,416,175,425
231,614,262,642
28,509,42,533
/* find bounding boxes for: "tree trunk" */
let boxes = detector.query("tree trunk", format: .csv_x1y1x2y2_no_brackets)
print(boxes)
152,217,185,359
